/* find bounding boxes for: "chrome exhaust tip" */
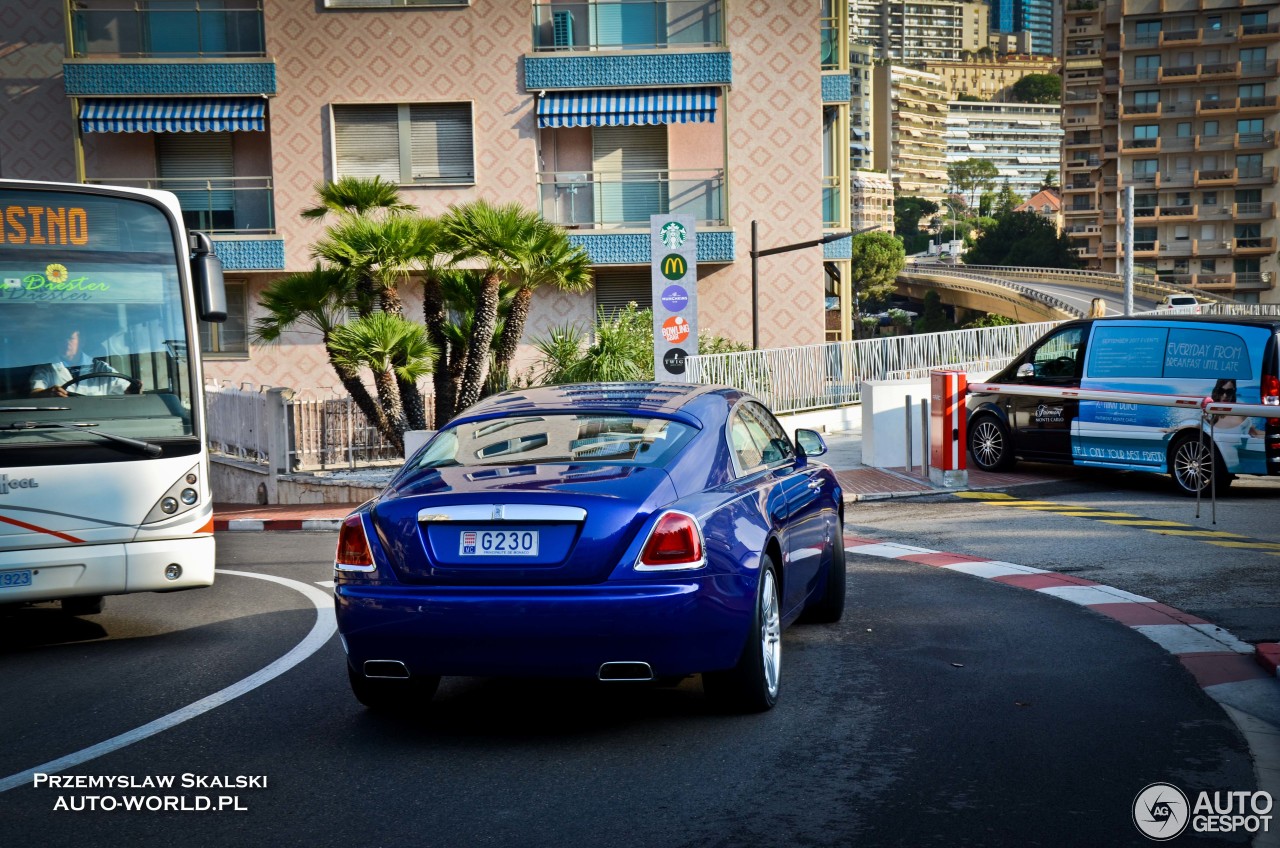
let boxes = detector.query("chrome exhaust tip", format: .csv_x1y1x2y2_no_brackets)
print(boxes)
363,660,410,679
597,661,654,682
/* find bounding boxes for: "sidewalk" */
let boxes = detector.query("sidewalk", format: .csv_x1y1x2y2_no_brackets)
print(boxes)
213,427,1063,531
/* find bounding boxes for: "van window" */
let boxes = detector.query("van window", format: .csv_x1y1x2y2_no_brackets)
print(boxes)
1088,326,1167,378
1029,326,1085,379
1164,328,1251,380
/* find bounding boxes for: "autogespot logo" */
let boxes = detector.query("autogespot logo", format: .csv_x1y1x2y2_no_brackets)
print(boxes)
1134,783,1190,841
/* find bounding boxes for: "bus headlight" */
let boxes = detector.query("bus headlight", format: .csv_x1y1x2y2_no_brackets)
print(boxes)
144,465,204,524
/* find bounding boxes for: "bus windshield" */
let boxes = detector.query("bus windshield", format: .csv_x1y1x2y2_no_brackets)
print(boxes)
0,188,195,449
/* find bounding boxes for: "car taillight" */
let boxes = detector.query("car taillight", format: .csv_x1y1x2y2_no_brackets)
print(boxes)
637,511,704,570
335,515,375,572
1263,374,1280,426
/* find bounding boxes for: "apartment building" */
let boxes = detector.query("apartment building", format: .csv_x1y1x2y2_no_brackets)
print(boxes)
946,100,1062,199
988,0,1058,58
851,171,896,234
855,1,989,63
850,42,877,171
1062,0,1280,303
928,54,1061,102
0,0,856,394
872,65,950,200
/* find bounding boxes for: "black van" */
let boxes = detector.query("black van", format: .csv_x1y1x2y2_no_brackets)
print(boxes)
966,315,1280,495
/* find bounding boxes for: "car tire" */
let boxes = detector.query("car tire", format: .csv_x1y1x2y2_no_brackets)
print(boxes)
60,595,105,616
347,663,440,711
1168,432,1231,497
968,415,1016,472
799,510,846,624
703,556,781,713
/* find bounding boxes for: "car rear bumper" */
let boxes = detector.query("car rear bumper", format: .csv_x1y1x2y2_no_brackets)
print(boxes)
335,575,756,679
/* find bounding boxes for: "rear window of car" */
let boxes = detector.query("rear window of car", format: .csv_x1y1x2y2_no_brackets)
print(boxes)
1166,296,1196,306
412,413,698,469
1086,325,1252,380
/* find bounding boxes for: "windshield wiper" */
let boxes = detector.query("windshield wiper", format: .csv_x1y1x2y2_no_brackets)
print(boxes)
0,420,162,457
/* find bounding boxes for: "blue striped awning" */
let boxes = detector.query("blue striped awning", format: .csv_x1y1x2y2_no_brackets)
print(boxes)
537,87,718,128
80,98,266,133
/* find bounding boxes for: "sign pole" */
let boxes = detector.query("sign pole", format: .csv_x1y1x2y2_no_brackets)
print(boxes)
651,214,698,379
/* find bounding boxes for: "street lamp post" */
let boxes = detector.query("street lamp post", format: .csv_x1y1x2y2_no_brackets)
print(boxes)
749,223,876,349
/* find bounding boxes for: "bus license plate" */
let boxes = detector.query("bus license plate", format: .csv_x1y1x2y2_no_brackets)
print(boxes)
459,530,539,557
0,570,33,589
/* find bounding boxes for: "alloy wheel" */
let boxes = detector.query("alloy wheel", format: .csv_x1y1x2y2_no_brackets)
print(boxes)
760,569,781,698
971,420,1005,469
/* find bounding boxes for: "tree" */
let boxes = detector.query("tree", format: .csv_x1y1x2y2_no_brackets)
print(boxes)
312,213,440,318
492,220,592,391
439,201,545,416
994,180,1024,217
893,196,939,236
976,46,994,59
1041,170,1059,190
948,158,1000,210
300,175,416,221
962,211,1083,269
850,230,906,309
1010,73,1062,104
327,313,438,449
252,266,401,448
914,290,954,334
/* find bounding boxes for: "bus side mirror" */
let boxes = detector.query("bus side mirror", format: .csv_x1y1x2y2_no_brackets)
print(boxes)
189,231,227,323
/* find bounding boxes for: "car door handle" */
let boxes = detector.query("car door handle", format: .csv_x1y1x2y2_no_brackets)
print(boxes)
806,479,824,491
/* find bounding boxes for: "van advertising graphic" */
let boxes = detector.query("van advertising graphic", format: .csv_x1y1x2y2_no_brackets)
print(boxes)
1071,324,1269,474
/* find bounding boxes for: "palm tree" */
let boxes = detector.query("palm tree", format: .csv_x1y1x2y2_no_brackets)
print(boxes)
438,200,544,414
433,269,518,418
328,313,439,448
312,214,440,317
492,221,592,385
252,266,399,445
300,176,415,221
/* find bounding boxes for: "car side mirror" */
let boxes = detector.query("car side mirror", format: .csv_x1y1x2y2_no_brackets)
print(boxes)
1016,362,1035,379
795,428,827,458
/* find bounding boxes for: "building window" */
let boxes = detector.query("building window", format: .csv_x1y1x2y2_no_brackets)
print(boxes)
1200,259,1216,273
201,280,248,356
593,267,652,314
332,103,474,185
1203,120,1219,136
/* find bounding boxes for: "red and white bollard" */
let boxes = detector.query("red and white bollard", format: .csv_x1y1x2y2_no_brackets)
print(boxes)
929,369,968,488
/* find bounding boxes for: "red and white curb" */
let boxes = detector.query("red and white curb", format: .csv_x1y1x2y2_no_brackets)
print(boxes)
215,518,344,532
844,535,1280,684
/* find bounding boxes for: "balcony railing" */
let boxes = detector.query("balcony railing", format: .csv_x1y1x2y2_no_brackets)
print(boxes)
70,0,266,58
85,176,275,234
531,0,724,51
537,168,725,228
822,176,842,229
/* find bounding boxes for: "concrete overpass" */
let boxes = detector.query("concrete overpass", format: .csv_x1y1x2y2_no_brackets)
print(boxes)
897,262,1236,322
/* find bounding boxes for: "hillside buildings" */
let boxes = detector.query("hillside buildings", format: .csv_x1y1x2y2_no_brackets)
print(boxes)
1062,0,1280,303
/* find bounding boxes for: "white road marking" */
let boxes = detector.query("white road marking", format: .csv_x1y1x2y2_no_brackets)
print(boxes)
1133,624,1255,655
942,561,1046,579
316,580,336,588
1036,585,1155,606
0,570,336,793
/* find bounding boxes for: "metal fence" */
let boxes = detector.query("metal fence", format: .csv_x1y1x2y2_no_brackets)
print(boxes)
287,395,405,471
205,383,271,464
205,384,409,472
682,321,1060,414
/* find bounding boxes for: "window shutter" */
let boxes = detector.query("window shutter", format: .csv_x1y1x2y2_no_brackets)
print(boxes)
593,268,652,315
592,125,668,225
157,132,234,210
409,103,473,183
333,104,401,182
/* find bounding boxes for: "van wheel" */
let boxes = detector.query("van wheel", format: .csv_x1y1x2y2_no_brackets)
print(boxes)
1169,433,1230,497
968,416,1015,472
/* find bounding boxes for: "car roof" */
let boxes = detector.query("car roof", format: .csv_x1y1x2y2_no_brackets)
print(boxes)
1085,314,1280,330
456,382,743,427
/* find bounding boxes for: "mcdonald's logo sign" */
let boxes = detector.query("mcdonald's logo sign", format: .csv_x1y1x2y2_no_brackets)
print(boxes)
660,253,688,281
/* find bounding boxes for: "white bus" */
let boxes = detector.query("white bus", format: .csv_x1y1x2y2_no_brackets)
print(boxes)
0,180,226,615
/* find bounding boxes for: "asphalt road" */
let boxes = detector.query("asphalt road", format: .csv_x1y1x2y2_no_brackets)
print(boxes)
0,531,1260,848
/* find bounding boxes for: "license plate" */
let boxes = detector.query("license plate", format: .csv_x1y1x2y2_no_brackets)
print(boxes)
0,569,33,589
459,530,539,557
